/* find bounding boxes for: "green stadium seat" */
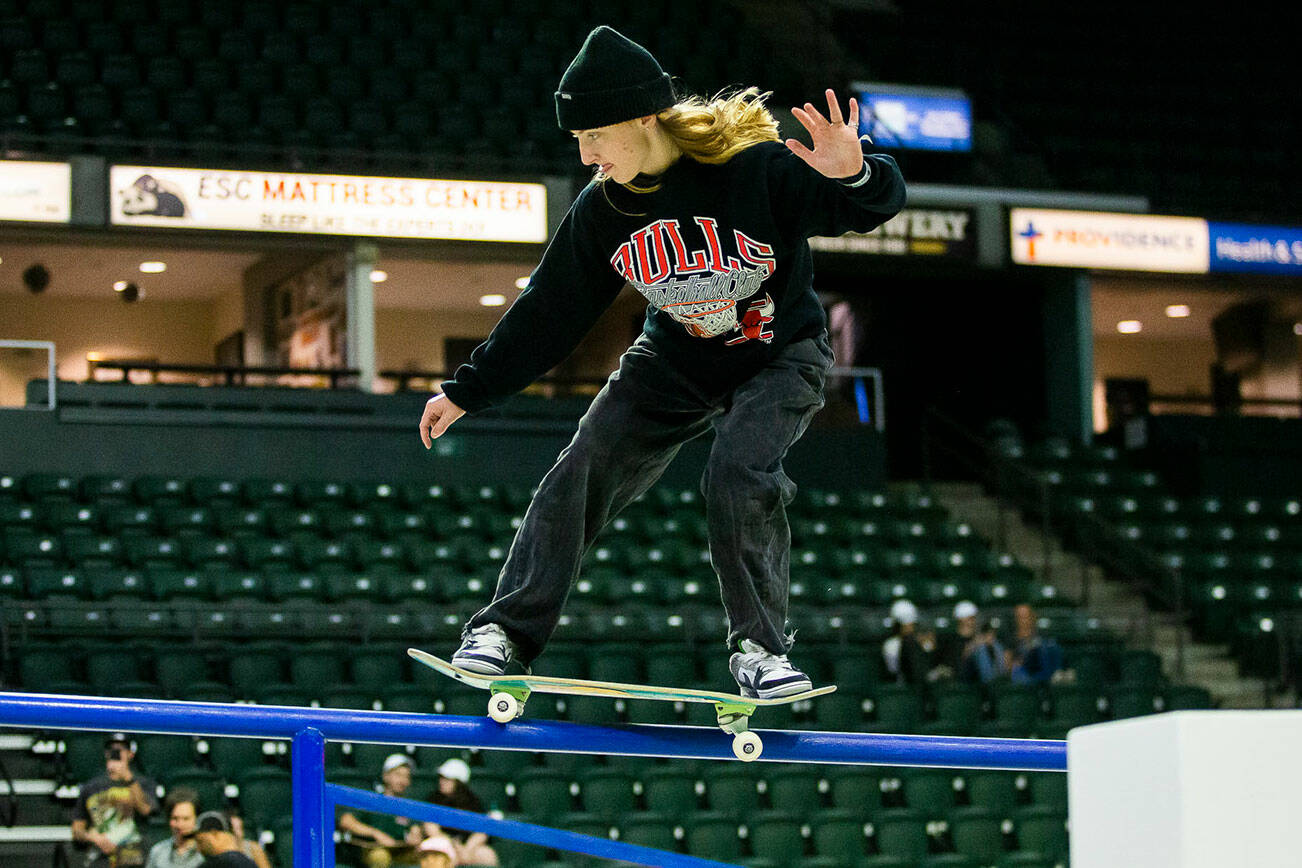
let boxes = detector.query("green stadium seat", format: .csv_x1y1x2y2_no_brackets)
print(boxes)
0,502,42,530
85,646,144,692
147,568,210,601
133,476,187,506
45,503,101,533
703,768,762,820
153,651,212,696
828,767,887,812
208,570,265,601
746,811,807,864
926,684,984,736
122,535,181,568
214,506,269,537
640,768,699,821
136,734,197,777
233,766,292,828
1013,807,1068,860
948,806,1006,863
617,814,680,852
983,685,1041,738
26,567,85,599
683,813,743,861
84,568,148,599
514,769,574,824
868,685,924,733
80,475,133,504
900,769,958,811
764,767,825,815
1025,773,1067,811
159,506,214,537
61,536,119,569
23,473,77,502
809,809,869,863
870,808,929,861
18,641,80,687
1107,685,1160,720
960,772,1020,815
199,737,267,784
577,769,637,821
6,531,63,567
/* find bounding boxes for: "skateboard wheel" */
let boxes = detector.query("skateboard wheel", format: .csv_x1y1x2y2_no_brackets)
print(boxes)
489,692,519,723
732,731,763,761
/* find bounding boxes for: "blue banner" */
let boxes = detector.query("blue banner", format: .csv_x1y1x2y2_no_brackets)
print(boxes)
1209,222,1302,275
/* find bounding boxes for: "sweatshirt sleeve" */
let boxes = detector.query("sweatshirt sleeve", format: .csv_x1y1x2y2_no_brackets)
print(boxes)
439,191,626,414
768,140,906,240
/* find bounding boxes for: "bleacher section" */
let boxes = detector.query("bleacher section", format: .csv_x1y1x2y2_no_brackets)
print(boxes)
0,468,1213,867
0,0,1289,222
992,431,1302,690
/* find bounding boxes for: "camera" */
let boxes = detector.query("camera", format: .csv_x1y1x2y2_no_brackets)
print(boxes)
107,748,123,761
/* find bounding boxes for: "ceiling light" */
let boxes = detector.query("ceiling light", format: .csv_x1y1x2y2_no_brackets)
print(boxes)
370,270,387,283
1116,320,1142,334
139,261,166,273
480,294,507,307
113,280,129,292
1165,304,1190,318
514,276,530,290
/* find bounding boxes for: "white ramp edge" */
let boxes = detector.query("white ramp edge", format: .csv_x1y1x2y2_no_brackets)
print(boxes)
1068,710,1302,868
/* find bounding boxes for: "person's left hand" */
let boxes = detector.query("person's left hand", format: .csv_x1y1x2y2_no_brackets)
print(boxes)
786,89,864,179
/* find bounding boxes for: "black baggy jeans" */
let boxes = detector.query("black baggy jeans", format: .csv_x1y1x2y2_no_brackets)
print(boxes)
465,332,833,664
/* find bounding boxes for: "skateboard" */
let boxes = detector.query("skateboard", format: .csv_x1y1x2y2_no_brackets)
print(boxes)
408,648,835,761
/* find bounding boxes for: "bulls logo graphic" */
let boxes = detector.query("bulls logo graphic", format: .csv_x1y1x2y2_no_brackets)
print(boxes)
612,217,778,345
725,294,775,345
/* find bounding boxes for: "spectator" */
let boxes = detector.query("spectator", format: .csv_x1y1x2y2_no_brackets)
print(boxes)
188,811,256,868
71,733,160,868
145,788,203,868
421,759,497,867
1008,603,1064,684
226,808,272,868
937,601,1008,684
338,754,424,868
881,600,936,685
417,836,459,868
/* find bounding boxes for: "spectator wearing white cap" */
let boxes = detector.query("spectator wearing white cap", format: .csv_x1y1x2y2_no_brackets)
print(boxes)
338,754,425,868
881,599,936,684
420,759,497,867
936,601,1008,684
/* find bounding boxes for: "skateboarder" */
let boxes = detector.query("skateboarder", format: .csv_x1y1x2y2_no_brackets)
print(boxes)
419,25,905,699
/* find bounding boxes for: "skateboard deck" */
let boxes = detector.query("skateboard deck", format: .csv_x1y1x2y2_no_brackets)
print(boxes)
409,648,835,761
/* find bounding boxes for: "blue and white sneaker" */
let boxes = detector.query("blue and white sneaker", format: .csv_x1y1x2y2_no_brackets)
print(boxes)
729,639,813,699
452,623,515,676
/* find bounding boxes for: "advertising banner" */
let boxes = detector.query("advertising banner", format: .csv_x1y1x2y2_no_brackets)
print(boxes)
1208,222,1302,275
811,208,976,260
0,160,71,223
1010,208,1209,273
109,166,548,243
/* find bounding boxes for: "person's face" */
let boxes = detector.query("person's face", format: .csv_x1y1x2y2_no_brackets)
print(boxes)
383,765,411,796
1014,605,1035,636
437,775,456,795
169,802,197,843
194,832,220,856
957,616,977,636
572,117,655,184
105,745,134,777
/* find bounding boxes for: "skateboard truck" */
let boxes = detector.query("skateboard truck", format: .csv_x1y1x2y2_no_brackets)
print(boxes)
715,701,763,760
487,684,531,722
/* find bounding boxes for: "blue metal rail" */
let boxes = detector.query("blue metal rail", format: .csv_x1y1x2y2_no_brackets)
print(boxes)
0,691,1067,866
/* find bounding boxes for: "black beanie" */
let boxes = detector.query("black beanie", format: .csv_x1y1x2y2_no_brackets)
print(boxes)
555,26,676,131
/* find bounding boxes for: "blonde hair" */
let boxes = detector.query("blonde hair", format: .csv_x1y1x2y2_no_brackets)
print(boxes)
657,87,781,164
597,88,780,212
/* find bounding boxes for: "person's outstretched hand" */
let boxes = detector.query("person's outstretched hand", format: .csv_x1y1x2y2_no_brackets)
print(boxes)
786,88,864,179
419,394,464,448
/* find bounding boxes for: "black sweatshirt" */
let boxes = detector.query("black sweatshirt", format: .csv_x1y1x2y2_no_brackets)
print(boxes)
440,141,906,413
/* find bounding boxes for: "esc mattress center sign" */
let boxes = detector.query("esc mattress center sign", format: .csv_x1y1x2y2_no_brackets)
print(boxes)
109,165,548,243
